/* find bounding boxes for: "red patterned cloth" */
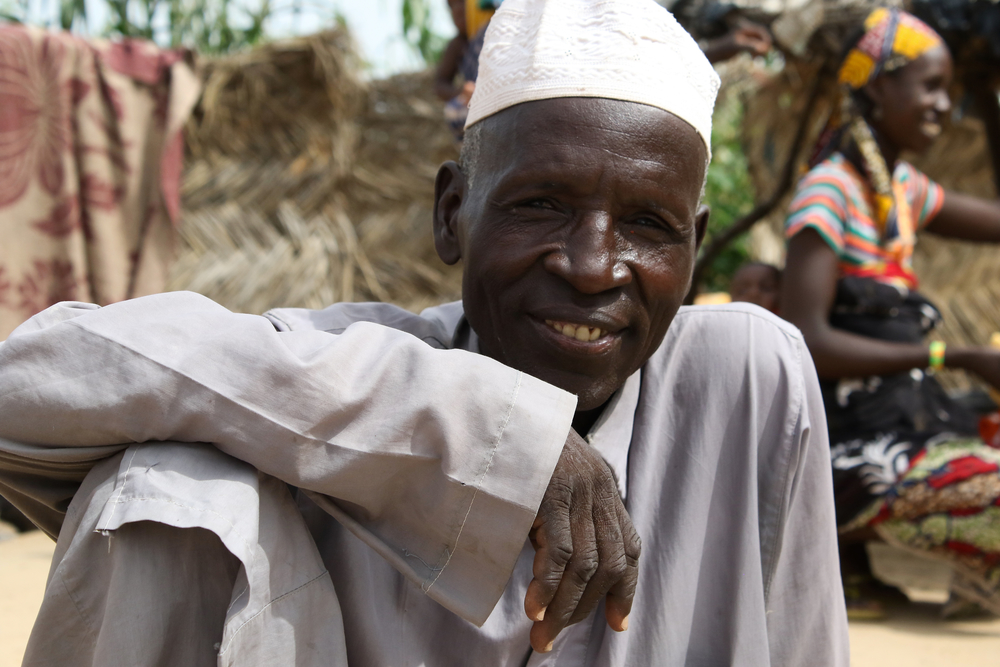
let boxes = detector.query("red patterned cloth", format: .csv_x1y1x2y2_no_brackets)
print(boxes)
842,436,1000,613
0,25,200,339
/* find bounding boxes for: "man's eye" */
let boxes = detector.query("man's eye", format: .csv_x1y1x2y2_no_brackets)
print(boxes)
625,215,685,242
522,198,557,210
632,215,666,229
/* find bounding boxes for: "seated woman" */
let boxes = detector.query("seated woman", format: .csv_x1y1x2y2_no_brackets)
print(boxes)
782,8,1000,616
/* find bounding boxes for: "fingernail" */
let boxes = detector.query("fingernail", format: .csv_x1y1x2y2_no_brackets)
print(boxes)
534,607,546,622
621,615,629,631
543,641,554,653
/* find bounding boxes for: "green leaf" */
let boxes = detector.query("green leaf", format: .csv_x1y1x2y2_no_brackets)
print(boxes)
59,0,86,31
699,94,755,293
402,0,446,65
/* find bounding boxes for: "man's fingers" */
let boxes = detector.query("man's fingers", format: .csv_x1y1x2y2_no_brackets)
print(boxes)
528,515,599,652
524,581,546,622
530,520,636,652
604,576,637,632
524,542,554,621
605,595,631,632
564,513,626,626
605,515,641,632
562,488,638,629
527,430,643,653
524,506,572,624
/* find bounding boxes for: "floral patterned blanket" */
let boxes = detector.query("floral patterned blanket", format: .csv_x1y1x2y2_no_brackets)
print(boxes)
0,25,199,339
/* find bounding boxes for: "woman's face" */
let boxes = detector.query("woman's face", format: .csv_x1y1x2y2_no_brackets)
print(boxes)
867,45,953,155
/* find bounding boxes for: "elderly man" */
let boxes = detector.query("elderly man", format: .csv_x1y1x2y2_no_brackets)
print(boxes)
0,0,848,665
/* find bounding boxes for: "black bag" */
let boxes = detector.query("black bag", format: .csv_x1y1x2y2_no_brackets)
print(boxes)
829,276,942,343
821,277,978,443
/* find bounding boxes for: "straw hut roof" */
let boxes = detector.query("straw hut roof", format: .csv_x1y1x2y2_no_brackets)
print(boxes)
169,28,462,316
171,11,1000,391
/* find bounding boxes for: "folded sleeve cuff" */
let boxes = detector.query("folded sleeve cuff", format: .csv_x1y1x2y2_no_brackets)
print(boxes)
423,370,577,626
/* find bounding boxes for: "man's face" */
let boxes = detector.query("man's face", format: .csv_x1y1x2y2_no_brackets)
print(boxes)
434,98,709,411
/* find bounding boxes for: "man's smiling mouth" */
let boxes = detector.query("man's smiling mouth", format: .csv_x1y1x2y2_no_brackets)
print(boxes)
545,319,608,342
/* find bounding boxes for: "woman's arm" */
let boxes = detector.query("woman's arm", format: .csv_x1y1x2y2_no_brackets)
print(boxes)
434,35,468,101
782,228,1000,384
783,229,931,378
700,19,772,64
924,189,1000,242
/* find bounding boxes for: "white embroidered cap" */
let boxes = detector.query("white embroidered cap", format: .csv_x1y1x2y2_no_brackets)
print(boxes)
465,0,720,155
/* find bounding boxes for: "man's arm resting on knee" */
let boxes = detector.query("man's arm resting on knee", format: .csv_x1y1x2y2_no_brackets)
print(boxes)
0,292,577,625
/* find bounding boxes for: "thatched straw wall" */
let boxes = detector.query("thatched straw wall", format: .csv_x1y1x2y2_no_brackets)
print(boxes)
168,29,462,316
171,9,999,388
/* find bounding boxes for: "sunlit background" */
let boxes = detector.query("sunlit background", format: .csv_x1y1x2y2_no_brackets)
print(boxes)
0,0,456,76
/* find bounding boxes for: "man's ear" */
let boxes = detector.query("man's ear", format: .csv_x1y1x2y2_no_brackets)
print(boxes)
433,161,465,266
694,204,710,250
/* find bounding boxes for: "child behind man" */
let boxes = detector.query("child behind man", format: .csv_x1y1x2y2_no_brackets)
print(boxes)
729,262,782,315
434,0,499,141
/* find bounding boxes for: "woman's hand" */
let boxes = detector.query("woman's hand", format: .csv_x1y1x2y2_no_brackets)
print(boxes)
730,19,773,57
458,81,476,105
944,346,1000,391
701,19,772,63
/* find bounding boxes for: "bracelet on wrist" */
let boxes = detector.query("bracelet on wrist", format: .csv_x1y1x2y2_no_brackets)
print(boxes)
929,340,946,370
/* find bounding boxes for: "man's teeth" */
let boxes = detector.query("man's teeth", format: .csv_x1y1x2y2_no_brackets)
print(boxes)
545,319,606,342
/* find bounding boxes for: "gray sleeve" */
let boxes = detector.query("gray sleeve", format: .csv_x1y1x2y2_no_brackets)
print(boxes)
764,338,850,666
0,302,126,538
0,291,577,625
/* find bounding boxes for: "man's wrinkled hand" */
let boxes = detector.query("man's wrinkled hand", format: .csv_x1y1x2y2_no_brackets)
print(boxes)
524,429,641,653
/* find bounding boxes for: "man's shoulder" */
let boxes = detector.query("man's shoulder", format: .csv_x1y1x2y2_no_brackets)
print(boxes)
641,305,817,470
264,300,466,349
671,302,802,341
651,303,806,378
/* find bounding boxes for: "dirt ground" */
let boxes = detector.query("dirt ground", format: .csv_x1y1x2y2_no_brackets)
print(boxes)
0,528,51,667
3,526,1000,666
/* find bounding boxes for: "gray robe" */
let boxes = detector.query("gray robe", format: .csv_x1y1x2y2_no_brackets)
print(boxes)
0,292,848,666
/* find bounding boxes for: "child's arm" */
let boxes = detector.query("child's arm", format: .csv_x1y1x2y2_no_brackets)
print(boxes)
434,35,469,101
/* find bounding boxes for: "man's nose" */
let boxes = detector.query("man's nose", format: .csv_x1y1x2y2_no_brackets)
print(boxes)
542,212,632,294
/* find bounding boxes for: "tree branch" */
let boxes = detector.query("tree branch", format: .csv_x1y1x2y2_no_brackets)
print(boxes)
685,75,826,304
967,71,1000,196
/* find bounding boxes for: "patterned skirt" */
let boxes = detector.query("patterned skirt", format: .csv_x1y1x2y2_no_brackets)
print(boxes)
836,434,1000,613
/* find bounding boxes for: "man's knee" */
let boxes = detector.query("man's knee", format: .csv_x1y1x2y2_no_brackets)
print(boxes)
27,519,240,667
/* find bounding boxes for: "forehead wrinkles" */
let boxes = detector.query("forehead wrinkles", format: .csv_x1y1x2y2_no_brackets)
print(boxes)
486,110,704,205
516,110,673,162
496,143,697,218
